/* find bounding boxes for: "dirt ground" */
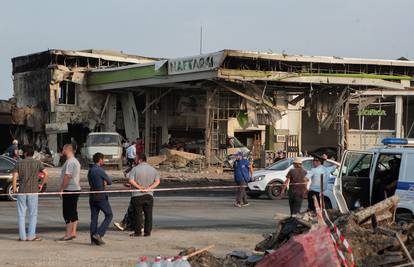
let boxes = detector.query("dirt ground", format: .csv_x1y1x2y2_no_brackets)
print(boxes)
0,228,262,267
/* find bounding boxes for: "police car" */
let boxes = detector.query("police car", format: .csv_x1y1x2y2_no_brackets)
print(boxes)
332,138,414,218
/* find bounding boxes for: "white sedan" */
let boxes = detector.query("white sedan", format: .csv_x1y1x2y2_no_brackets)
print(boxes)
247,157,339,205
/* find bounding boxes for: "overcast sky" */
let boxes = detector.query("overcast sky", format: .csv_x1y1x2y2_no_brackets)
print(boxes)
1,0,413,99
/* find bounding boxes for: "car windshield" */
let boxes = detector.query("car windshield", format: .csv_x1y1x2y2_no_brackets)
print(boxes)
266,158,293,171
87,134,120,146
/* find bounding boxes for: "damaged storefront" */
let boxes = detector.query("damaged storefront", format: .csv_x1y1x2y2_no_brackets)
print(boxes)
87,50,414,165
11,49,414,167
11,49,156,154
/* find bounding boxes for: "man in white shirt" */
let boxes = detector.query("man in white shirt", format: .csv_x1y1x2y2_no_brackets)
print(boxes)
305,155,332,212
126,142,136,167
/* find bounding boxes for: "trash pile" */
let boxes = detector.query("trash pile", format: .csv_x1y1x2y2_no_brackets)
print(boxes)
255,195,414,267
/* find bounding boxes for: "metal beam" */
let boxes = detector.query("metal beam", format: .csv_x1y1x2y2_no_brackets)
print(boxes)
353,89,414,96
88,71,217,91
218,69,407,90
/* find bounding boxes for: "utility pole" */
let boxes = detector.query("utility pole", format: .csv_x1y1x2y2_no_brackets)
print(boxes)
199,26,203,55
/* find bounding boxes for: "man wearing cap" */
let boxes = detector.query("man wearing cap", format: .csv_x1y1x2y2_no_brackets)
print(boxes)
233,152,253,207
305,154,332,212
283,158,308,215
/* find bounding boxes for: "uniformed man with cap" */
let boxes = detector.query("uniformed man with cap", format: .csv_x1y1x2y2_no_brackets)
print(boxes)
283,158,308,215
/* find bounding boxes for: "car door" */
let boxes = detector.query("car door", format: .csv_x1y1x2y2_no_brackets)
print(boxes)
334,150,374,213
0,157,15,184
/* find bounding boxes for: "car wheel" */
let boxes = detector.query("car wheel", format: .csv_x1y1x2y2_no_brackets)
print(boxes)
247,192,261,199
6,183,18,201
267,181,283,200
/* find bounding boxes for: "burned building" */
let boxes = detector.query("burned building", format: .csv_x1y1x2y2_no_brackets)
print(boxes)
11,49,156,153
87,50,414,162
11,49,414,165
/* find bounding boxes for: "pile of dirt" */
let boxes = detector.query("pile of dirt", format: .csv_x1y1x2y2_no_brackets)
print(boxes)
149,149,206,170
179,247,243,267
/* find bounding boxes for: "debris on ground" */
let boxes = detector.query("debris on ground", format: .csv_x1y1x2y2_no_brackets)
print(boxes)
254,195,414,267
179,247,244,267
145,148,207,170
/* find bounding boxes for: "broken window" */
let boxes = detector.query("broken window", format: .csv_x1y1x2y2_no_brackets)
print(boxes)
349,96,395,131
58,81,76,105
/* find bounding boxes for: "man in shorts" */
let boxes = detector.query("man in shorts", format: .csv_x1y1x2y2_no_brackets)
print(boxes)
58,144,81,241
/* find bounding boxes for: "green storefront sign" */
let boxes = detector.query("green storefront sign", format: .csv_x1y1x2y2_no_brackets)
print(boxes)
358,109,387,116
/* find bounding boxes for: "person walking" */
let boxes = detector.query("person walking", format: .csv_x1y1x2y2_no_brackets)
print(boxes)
283,158,308,216
12,144,48,241
126,142,136,167
305,154,331,212
128,153,160,237
58,144,81,241
8,139,19,159
88,153,113,245
233,152,253,208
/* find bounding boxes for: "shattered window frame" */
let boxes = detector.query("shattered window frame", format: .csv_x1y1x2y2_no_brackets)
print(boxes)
349,96,396,131
58,80,76,105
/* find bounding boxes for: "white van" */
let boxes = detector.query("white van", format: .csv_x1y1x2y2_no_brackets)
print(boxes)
84,132,123,169
333,138,414,217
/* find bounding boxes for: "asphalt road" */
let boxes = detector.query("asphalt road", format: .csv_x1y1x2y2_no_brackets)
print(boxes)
0,191,288,233
0,191,294,266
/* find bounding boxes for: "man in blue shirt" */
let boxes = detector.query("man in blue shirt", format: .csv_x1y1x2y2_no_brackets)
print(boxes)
234,152,253,207
305,154,332,212
88,153,113,245
8,139,19,159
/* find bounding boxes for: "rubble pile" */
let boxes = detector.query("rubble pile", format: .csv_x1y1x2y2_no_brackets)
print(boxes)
147,149,206,170
179,248,236,267
255,196,414,267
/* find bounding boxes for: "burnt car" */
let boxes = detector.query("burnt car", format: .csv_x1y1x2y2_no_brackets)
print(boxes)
0,155,47,201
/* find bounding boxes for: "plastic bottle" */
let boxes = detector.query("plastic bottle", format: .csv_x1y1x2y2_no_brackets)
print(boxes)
179,257,191,267
136,256,150,267
162,257,173,267
152,256,162,267
172,256,182,267
172,256,191,267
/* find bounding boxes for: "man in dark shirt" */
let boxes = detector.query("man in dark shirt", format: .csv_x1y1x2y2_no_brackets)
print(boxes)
12,144,48,241
88,153,113,245
8,139,19,159
283,158,308,215
233,152,253,207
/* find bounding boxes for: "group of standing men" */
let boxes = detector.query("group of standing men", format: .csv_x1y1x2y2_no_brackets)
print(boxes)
11,141,160,245
284,154,336,216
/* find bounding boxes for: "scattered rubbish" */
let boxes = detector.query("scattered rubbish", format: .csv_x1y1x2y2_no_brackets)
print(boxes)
255,195,414,266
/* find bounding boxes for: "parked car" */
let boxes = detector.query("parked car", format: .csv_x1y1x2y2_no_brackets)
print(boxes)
333,138,414,218
0,155,47,201
247,157,339,201
83,132,123,170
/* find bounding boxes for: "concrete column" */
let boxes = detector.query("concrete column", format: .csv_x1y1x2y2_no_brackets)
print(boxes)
103,94,117,132
161,96,170,144
395,96,403,138
121,93,139,141
47,133,58,154
205,89,212,166
396,80,410,138
144,92,151,155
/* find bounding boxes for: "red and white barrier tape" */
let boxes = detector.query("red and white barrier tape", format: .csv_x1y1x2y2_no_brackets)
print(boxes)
2,182,309,197
322,209,355,267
